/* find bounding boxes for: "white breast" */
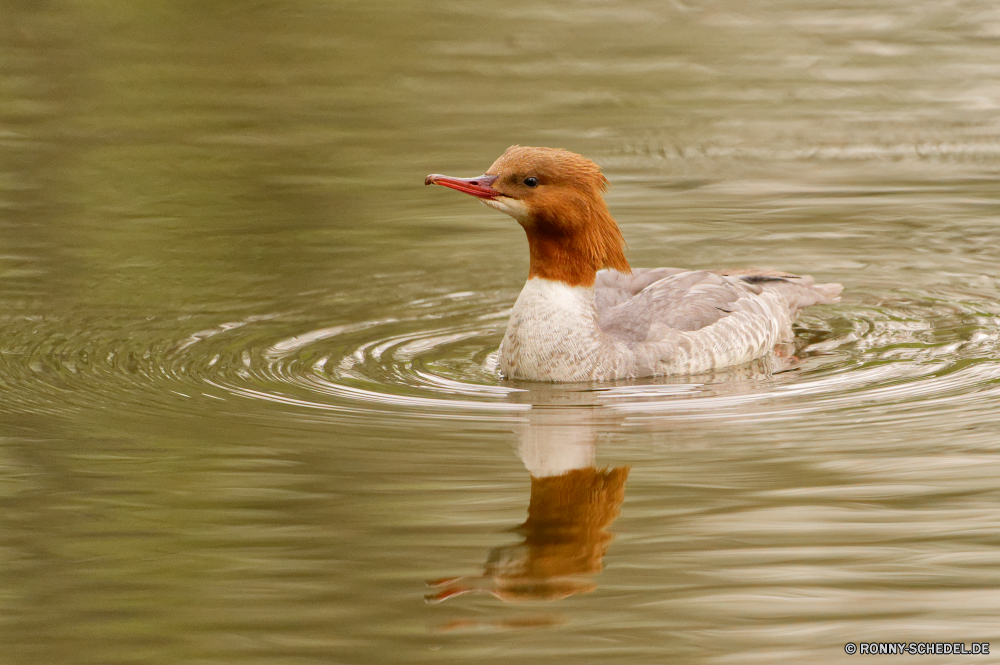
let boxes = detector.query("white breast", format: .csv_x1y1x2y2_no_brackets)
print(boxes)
499,278,620,382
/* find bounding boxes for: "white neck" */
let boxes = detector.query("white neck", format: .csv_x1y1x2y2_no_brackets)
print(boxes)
499,278,607,382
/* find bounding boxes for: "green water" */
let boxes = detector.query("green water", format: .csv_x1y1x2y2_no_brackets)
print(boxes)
2,1,1000,663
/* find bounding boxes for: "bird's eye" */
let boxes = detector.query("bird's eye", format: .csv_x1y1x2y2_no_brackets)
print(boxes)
523,177,538,187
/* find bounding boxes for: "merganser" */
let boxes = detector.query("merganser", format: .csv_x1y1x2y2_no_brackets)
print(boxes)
426,146,842,382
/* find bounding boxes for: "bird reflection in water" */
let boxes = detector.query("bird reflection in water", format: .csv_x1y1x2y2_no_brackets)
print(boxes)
427,399,629,604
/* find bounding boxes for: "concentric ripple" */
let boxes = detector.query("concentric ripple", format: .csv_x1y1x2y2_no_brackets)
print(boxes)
3,282,1000,427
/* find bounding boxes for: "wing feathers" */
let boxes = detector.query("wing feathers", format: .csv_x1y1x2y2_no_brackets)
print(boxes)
595,268,840,344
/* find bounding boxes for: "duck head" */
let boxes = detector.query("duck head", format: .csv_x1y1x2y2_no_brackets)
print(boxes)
426,146,630,287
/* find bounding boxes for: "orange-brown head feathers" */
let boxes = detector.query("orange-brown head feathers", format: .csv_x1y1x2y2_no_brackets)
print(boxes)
426,146,630,287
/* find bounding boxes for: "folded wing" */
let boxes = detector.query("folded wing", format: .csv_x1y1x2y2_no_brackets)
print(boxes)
595,268,842,344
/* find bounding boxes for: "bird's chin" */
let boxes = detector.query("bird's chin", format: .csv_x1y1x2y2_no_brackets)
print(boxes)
482,196,530,223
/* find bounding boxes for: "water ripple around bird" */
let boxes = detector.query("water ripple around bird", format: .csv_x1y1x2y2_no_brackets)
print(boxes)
3,280,999,430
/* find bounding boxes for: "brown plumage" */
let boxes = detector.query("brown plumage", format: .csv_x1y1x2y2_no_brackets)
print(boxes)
427,145,630,286
488,146,631,286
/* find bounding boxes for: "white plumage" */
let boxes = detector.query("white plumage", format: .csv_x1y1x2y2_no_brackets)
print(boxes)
500,270,840,381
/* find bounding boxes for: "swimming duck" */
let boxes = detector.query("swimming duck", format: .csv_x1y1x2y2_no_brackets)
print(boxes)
426,146,841,382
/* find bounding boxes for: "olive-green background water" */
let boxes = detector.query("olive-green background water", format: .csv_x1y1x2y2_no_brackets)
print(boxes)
3,1,1000,663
